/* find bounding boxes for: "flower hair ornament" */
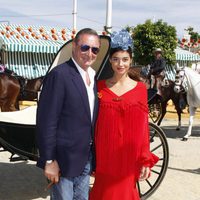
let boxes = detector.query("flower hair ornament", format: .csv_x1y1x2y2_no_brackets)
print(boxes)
110,29,133,50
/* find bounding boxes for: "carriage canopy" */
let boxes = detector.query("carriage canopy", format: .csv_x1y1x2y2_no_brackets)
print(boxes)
0,23,71,79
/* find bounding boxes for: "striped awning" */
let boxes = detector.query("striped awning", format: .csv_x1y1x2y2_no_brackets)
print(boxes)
165,65,176,81
175,47,200,61
0,23,72,78
0,23,70,53
6,51,56,78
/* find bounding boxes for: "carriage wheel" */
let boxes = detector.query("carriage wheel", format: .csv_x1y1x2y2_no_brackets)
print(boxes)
138,122,169,199
90,122,169,199
148,101,162,123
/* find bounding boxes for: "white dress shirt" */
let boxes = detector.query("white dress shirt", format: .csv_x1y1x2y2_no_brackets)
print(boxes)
72,58,95,121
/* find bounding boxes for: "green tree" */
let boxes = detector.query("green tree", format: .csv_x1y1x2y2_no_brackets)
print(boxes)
185,27,200,43
127,19,177,66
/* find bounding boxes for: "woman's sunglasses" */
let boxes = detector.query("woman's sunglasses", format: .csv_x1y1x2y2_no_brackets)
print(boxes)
80,44,100,55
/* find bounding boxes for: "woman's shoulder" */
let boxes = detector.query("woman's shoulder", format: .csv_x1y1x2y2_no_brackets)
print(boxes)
136,81,147,90
97,79,106,84
97,79,106,90
134,81,148,100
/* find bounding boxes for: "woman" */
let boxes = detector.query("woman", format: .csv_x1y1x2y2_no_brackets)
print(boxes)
89,30,159,200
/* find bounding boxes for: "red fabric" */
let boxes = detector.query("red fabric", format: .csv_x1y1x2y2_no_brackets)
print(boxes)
90,80,159,200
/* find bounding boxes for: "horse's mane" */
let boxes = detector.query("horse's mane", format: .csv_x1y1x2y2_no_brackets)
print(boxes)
185,67,200,86
184,67,200,107
185,66,200,77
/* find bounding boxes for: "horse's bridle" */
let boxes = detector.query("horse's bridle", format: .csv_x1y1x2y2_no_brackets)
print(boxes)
174,68,187,93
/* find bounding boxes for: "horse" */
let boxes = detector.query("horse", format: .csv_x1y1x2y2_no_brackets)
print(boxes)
174,65,200,140
0,71,44,111
132,66,186,130
16,76,44,102
0,73,20,111
160,80,187,129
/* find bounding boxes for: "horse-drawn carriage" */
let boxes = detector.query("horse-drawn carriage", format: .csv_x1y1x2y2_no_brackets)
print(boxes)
0,36,169,199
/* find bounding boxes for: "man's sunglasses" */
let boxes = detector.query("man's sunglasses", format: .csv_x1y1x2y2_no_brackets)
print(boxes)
80,45,100,55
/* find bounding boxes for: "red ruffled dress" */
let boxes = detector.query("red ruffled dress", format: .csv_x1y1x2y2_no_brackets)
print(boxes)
89,80,159,200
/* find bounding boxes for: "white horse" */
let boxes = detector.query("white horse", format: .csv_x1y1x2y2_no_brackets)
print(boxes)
191,62,200,74
174,65,200,141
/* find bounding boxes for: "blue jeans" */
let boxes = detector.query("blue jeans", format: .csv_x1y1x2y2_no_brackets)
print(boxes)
50,159,91,200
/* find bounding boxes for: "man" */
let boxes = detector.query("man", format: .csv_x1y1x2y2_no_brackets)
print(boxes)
36,28,101,200
149,48,166,94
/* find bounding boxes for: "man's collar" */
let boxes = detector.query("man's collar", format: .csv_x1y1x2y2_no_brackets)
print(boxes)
71,57,95,76
71,57,86,75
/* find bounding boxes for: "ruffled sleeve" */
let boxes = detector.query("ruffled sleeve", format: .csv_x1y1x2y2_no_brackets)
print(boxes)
140,124,159,168
139,87,159,168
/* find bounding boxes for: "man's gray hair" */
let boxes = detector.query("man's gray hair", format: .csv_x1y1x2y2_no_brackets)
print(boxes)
74,28,100,44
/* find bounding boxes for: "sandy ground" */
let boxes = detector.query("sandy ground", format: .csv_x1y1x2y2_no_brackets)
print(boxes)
149,119,200,200
0,105,199,200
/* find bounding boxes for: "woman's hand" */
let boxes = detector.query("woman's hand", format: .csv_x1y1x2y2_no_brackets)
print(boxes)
139,166,150,181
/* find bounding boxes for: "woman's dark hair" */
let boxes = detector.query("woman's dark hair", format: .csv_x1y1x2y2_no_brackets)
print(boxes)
109,47,133,59
128,67,141,81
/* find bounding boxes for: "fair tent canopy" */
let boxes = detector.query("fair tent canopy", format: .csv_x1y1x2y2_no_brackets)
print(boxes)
0,23,71,53
175,47,200,61
0,23,74,78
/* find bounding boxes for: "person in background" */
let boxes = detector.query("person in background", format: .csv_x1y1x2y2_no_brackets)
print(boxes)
0,64,16,75
36,28,101,200
149,48,166,95
89,30,159,200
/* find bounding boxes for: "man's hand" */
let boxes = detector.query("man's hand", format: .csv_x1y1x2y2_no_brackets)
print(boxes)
44,160,60,184
139,166,150,181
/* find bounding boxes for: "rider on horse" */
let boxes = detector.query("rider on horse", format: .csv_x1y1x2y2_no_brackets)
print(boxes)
149,48,166,95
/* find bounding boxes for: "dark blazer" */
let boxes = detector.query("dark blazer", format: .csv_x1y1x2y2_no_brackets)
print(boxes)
36,59,98,177
150,57,166,76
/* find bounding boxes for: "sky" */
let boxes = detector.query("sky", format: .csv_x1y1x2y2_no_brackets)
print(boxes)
0,0,200,38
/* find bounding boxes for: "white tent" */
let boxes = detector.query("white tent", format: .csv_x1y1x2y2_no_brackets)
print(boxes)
175,47,200,61
0,23,70,78
175,47,200,67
